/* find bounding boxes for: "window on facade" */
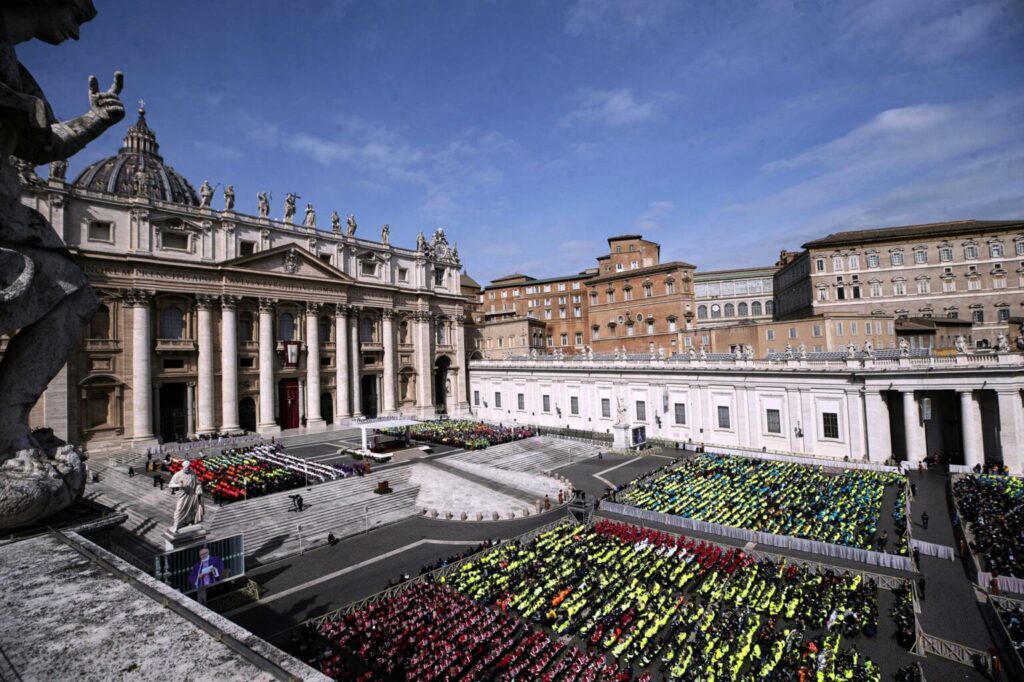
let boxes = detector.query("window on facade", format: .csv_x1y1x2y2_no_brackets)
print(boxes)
626,324,635,336
615,263,624,272
697,305,708,319
570,396,579,415
601,398,611,418
710,305,721,319
817,287,828,302
546,335,553,346
436,323,447,345
238,312,253,342
560,333,568,346
751,301,762,316
968,278,981,291
544,309,552,320
397,267,409,282
822,412,839,439
635,400,646,421
362,317,376,342
867,253,880,268
938,246,953,261
766,328,775,341
574,332,583,345
542,394,551,412
890,252,904,266
991,243,1004,258
237,240,256,256
717,405,730,429
998,307,1010,322
851,321,858,335
87,221,112,242
734,302,746,317
433,268,445,285
994,276,1007,289
89,304,110,339
893,280,906,296
865,321,872,335
674,403,686,425
590,293,598,305
517,393,525,410
917,279,930,294
559,308,567,319
161,306,184,339
870,282,883,297
836,321,844,336
972,309,984,323
812,324,822,337
914,250,927,264
646,321,655,335
666,280,675,295
319,317,331,343
643,284,653,298
162,232,189,251
592,326,600,340
943,279,956,293
623,289,633,301
766,409,781,434
278,309,294,337
607,292,615,303
965,245,978,259
473,390,480,406
815,258,825,272
723,303,735,317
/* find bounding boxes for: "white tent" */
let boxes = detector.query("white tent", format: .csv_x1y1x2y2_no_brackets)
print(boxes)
357,419,421,457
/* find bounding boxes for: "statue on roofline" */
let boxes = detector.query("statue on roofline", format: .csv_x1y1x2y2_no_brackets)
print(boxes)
257,191,270,218
0,0,126,529
345,213,357,237
330,210,341,233
199,180,214,207
223,184,234,211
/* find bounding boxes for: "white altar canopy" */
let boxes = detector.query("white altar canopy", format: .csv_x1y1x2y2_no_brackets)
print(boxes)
358,419,421,455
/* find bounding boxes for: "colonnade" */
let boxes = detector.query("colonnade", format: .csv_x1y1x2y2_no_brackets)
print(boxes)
123,289,466,444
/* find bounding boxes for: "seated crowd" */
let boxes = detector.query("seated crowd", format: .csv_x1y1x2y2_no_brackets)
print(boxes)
386,420,535,450
166,443,363,503
952,474,1024,579
441,520,881,681
622,454,906,551
996,601,1024,663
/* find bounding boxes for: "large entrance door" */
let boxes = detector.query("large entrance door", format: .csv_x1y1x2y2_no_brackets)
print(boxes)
278,378,300,430
321,393,334,425
158,383,187,442
361,375,378,418
434,356,451,414
239,397,257,433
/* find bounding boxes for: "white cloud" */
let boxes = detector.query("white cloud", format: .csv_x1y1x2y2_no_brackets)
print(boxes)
565,0,681,43
632,200,674,232
192,140,243,161
561,88,661,127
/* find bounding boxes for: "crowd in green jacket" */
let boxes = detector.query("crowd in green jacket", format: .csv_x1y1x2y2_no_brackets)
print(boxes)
623,455,905,551
444,521,882,681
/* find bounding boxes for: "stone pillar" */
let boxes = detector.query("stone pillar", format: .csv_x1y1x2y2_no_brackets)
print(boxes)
960,389,984,469
382,309,397,415
334,305,350,420
219,296,241,433
902,390,925,464
196,295,217,435
453,314,469,415
126,290,156,446
257,298,280,435
349,306,363,418
414,311,435,419
864,389,892,463
185,381,195,437
997,389,1023,475
304,303,325,431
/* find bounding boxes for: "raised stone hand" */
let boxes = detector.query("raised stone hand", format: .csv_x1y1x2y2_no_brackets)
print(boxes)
87,71,125,124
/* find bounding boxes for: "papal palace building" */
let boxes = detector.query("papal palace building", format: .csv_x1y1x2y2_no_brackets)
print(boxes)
14,108,470,453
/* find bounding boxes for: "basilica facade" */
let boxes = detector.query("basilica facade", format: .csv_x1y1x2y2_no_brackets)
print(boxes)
17,108,469,453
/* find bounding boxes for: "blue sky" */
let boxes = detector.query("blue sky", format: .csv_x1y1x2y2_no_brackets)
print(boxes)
23,0,1024,284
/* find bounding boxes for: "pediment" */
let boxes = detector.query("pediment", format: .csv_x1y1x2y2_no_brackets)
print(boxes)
222,245,352,281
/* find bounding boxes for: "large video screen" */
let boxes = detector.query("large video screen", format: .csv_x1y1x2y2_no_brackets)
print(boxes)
154,534,245,594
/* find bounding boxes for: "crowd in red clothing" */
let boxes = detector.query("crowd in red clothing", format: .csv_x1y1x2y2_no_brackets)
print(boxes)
308,581,649,681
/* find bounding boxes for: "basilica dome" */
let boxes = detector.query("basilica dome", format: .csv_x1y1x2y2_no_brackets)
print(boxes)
72,106,199,206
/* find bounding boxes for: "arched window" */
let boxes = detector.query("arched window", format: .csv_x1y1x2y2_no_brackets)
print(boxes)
89,303,110,339
697,305,708,319
765,300,774,315
737,302,748,317
724,303,735,317
360,317,375,342
710,304,721,319
279,312,294,341
436,322,447,345
238,312,254,342
161,306,184,339
751,301,762,316
319,316,331,343
399,320,410,344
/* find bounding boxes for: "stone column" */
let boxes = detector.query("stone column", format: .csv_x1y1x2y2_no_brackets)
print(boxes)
257,298,280,435
126,290,156,445
196,295,217,435
220,296,241,432
960,389,983,469
186,381,195,437
304,303,325,431
902,390,925,464
334,305,351,420
864,389,892,463
414,311,435,419
382,309,397,415
453,314,469,415
349,306,363,418
997,389,1023,475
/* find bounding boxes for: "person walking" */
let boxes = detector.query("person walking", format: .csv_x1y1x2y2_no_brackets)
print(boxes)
128,466,135,478
918,576,926,600
912,547,921,569
297,494,305,512
921,511,929,530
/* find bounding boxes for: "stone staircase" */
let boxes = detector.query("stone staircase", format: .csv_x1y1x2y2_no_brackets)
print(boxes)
82,467,176,555
208,469,419,563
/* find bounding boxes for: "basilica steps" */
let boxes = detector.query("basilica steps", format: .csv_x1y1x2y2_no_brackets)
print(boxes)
453,436,601,475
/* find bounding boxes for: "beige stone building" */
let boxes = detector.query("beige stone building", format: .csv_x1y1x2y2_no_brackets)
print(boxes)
774,219,1024,348
693,266,778,329
13,108,469,452
703,313,897,357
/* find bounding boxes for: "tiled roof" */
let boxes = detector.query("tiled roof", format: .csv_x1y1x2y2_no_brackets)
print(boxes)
802,220,1024,249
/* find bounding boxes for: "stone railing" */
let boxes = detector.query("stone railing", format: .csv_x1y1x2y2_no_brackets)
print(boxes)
83,338,122,352
471,352,1023,373
155,338,197,352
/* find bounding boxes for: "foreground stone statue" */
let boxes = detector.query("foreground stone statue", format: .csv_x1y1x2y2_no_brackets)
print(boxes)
1,2,126,529
168,461,205,532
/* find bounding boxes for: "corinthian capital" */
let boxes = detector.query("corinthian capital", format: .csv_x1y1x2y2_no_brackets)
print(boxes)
122,288,154,307
258,297,277,313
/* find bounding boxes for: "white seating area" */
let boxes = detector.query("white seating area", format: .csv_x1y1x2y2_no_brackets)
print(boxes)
453,436,601,475
246,443,343,484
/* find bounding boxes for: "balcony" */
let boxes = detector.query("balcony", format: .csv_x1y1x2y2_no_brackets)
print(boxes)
239,340,259,352
84,338,122,353
360,341,383,352
155,338,197,352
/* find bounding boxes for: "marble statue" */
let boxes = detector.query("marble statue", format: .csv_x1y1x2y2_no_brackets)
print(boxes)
743,344,754,359
688,347,697,359
798,343,807,359
381,223,390,244
616,397,629,424
699,345,708,359
416,231,428,253
0,1,124,529
199,180,213,207
48,158,67,181
345,213,357,237
784,343,794,359
864,340,874,357
331,210,341,233
284,193,297,223
223,184,234,211
955,334,967,354
303,202,316,227
168,461,205,532
257,191,270,218
132,167,148,197
847,342,857,359
997,333,1010,353
899,337,910,357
